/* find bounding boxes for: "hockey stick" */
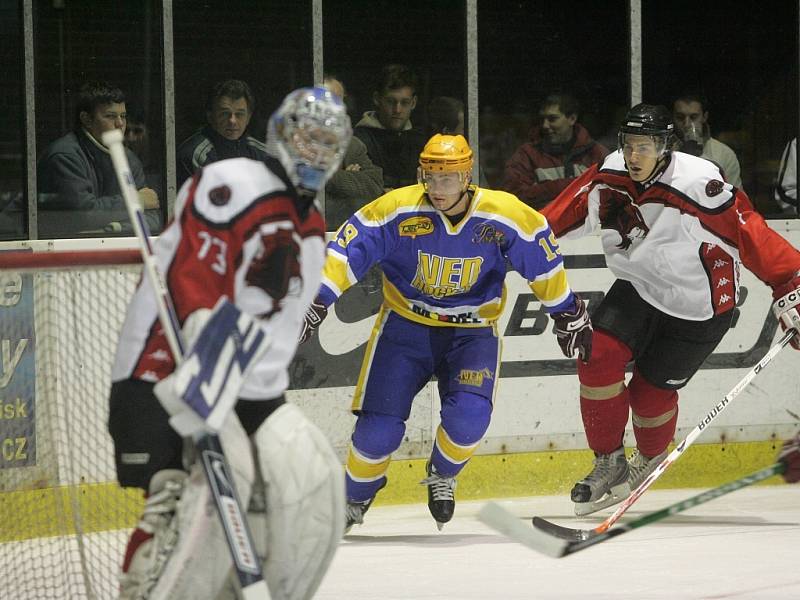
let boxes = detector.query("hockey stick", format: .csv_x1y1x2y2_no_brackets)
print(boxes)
103,129,270,600
478,461,786,558
532,326,797,544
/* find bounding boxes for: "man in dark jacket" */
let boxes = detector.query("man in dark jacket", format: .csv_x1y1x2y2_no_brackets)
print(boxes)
37,81,160,238
502,92,608,210
176,79,269,188
353,65,426,191
322,75,384,228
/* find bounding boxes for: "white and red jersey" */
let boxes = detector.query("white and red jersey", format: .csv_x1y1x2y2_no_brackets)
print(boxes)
111,156,326,400
542,151,800,321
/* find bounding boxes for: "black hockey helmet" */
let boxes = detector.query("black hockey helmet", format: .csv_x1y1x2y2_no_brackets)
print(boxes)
619,103,674,136
618,103,675,158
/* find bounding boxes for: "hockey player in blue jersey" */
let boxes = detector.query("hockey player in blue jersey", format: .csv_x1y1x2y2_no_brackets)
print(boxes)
300,134,592,530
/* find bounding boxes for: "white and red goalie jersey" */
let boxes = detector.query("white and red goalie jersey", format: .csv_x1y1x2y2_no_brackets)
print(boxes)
542,151,800,320
111,156,326,400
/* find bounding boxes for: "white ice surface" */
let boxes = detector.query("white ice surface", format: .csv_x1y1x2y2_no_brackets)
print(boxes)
316,487,800,600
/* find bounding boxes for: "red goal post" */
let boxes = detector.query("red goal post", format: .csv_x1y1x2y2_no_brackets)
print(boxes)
0,241,146,599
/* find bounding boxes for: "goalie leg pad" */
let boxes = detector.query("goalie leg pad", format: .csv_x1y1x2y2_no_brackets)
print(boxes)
253,402,345,600
119,469,187,600
141,412,255,600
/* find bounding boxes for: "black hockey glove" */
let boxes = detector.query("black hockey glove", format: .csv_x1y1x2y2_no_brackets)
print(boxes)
552,295,593,363
299,299,328,344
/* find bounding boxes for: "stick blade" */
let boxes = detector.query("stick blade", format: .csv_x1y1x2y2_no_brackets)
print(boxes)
532,516,594,541
478,502,568,558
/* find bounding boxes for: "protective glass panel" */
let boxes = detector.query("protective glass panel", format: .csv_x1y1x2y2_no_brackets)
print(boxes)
0,4,25,240
322,0,467,229
478,1,628,211
173,0,313,190
643,1,799,217
34,1,165,239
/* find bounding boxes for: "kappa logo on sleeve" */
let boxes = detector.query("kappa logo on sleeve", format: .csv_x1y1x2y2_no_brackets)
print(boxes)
399,216,434,237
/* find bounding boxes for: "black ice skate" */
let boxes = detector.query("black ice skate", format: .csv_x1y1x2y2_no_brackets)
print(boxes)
344,497,376,534
420,462,457,530
570,447,630,516
345,480,386,534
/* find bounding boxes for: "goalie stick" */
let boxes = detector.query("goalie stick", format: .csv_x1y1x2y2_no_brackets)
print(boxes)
478,461,786,558
103,129,270,600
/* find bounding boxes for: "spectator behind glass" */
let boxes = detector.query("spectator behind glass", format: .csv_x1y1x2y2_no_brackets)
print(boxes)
37,80,160,237
501,91,609,210
176,79,269,188
353,64,427,191
427,95,489,187
124,107,163,199
322,75,384,229
426,96,465,137
672,91,742,188
774,137,797,215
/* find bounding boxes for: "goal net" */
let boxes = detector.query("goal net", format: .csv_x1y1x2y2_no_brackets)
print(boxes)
0,248,146,599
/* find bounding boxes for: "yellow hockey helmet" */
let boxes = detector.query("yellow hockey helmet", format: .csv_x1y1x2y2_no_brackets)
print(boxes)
419,134,473,173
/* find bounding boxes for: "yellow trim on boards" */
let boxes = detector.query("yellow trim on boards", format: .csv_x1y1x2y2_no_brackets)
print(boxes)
371,440,786,506
0,482,143,542
0,441,786,542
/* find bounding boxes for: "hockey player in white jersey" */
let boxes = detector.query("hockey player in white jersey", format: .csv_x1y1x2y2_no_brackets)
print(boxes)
107,86,352,599
541,103,800,516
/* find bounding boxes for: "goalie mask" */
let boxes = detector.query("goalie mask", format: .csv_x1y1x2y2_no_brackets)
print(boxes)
268,86,352,194
418,134,474,198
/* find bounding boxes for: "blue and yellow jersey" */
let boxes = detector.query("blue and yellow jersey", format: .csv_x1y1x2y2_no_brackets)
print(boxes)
318,184,576,327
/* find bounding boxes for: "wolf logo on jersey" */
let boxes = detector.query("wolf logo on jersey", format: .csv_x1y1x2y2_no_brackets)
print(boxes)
598,186,650,250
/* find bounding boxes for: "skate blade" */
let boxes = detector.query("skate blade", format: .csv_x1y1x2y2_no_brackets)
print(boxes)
573,483,630,517
344,520,361,535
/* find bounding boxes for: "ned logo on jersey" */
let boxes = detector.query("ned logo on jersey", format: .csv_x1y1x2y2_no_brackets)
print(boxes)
411,251,483,298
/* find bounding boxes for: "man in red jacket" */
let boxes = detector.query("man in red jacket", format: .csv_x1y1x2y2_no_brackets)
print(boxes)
502,91,608,210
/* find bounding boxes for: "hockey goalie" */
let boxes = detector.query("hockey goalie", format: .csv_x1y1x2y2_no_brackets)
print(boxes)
106,86,352,599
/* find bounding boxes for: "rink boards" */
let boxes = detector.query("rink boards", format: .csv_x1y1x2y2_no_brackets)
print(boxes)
288,221,800,501
1,222,799,538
